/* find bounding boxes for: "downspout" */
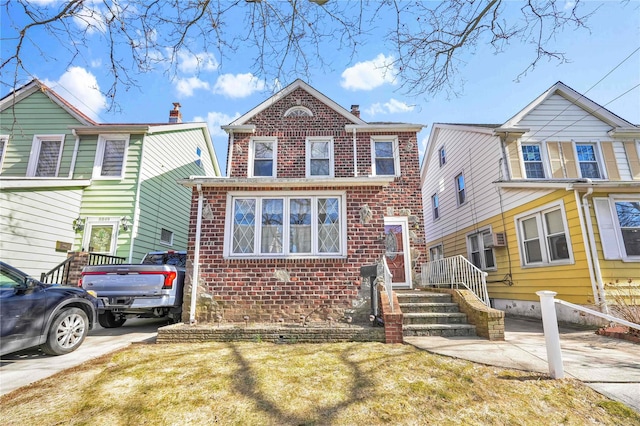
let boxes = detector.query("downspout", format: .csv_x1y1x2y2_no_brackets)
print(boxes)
226,131,234,177
573,188,599,309
189,183,204,324
128,134,146,263
352,128,358,177
580,181,609,314
69,129,80,178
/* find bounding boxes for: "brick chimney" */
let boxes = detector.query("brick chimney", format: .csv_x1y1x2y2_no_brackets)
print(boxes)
169,102,182,123
351,104,360,118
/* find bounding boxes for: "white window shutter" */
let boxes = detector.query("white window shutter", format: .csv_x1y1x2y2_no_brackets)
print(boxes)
592,197,621,259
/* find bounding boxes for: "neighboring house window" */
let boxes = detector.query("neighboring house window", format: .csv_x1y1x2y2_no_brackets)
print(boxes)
576,143,602,179
160,228,174,245
595,196,640,260
195,147,202,168
371,136,399,176
467,230,496,270
306,137,334,177
439,146,446,167
26,134,65,177
429,244,443,261
455,173,466,205
615,201,640,257
227,192,345,257
94,134,128,179
431,193,439,220
250,138,277,177
0,135,7,173
284,106,312,117
516,203,572,266
522,144,545,178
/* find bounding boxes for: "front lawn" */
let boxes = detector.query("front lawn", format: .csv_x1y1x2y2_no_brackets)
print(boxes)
2,342,638,425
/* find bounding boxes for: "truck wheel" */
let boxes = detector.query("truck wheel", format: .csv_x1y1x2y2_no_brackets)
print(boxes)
41,308,89,355
98,311,127,328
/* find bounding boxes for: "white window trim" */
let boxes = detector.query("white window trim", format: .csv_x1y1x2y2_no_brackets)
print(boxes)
223,190,347,259
81,217,120,255
573,140,607,180
519,141,549,179
384,216,412,288
159,228,174,246
465,227,497,271
431,193,440,221
284,106,313,117
0,134,8,173
93,134,129,180
514,201,574,268
248,137,277,178
438,146,446,167
370,135,400,177
429,244,444,261
594,194,640,262
305,136,334,178
26,134,65,177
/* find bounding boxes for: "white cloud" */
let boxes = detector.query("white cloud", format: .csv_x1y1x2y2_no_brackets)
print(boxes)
213,73,265,98
175,77,211,97
365,98,414,116
43,67,107,121
341,54,397,91
72,2,107,35
194,111,241,138
177,51,219,74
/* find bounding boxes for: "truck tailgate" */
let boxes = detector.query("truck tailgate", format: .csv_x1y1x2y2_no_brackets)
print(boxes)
81,266,175,297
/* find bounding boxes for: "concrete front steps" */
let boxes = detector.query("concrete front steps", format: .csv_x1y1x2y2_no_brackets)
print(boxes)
396,290,477,337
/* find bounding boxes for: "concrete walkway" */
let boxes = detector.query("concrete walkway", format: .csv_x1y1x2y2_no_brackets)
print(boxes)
405,316,640,413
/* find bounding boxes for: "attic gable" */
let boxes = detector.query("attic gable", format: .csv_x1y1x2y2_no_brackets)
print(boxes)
226,79,366,128
499,81,635,131
0,79,97,126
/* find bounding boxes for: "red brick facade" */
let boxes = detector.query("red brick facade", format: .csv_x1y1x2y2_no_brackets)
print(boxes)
183,81,425,325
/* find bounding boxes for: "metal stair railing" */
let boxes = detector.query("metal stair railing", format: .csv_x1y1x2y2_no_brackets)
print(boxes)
41,252,126,285
421,255,490,307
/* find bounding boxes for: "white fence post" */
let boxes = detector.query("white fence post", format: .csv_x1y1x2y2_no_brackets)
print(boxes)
536,290,565,379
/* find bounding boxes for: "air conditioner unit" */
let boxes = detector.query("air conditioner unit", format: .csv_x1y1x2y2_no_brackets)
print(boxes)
483,232,506,248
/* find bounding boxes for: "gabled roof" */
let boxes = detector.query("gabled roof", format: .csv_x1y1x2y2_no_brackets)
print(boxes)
225,79,367,129
0,79,98,126
498,81,637,131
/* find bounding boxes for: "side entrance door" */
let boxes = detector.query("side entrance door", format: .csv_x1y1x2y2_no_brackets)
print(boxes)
383,217,412,289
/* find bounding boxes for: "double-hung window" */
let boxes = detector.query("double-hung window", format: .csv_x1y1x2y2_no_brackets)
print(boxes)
94,134,128,179
615,201,640,257
0,135,7,173
371,136,399,176
467,230,496,270
455,173,466,205
27,135,65,177
522,144,545,178
228,192,345,257
306,137,334,177
439,146,446,167
576,143,602,179
429,244,444,261
250,137,277,177
516,203,572,266
595,196,640,260
431,193,440,220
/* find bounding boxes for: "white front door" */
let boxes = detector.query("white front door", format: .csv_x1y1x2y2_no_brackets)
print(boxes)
82,218,119,254
383,217,412,288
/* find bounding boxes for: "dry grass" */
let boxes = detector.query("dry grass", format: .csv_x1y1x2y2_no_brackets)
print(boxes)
1,342,639,425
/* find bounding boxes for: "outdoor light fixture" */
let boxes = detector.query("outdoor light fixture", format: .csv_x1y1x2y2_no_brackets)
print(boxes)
72,217,85,232
120,216,131,231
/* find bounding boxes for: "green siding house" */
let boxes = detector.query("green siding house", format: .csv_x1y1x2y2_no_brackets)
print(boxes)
0,80,221,278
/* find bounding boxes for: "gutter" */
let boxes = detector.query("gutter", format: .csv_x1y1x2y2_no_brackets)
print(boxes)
573,189,599,309
189,183,204,324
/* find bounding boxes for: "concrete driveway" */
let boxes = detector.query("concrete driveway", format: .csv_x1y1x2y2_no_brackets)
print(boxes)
0,317,166,396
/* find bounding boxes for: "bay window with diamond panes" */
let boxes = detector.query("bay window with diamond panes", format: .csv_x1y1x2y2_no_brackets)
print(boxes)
227,192,346,257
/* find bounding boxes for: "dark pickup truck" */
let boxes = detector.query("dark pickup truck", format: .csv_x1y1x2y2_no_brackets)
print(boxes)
80,251,186,328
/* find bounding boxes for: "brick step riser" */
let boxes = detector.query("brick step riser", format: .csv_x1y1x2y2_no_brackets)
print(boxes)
397,296,452,304
399,305,460,314
403,316,467,325
403,328,477,337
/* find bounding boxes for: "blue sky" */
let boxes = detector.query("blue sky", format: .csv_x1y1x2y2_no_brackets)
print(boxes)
2,1,639,173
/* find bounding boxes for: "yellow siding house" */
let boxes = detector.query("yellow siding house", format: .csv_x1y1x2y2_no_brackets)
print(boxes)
420,82,639,324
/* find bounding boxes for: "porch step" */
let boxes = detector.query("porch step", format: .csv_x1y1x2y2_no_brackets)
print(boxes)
403,323,477,337
395,290,477,338
403,312,468,325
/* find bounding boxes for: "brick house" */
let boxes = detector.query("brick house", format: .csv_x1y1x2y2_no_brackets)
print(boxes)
179,80,425,325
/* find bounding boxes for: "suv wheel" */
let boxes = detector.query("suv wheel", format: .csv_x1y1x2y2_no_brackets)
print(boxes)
41,308,89,355
98,311,126,328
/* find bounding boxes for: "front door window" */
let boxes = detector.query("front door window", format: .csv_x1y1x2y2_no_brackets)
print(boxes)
82,219,119,254
384,218,411,288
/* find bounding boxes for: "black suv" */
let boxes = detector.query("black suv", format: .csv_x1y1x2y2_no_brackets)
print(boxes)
0,261,99,356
